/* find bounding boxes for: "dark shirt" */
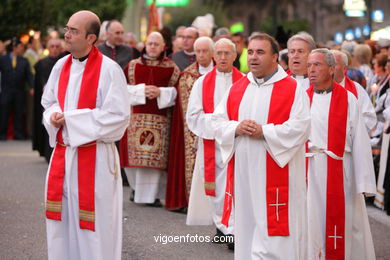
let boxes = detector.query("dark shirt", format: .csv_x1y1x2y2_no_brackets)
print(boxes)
97,42,139,69
172,50,196,71
0,53,33,94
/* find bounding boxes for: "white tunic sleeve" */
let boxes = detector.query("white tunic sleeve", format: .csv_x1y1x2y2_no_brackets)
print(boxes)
187,76,216,140
127,83,146,105
355,82,377,131
41,58,66,147
350,95,377,195
157,86,177,109
262,85,311,167
212,89,240,163
64,62,130,147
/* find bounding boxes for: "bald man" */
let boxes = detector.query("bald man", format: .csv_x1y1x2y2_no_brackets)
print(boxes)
172,27,199,70
97,20,138,68
42,11,130,260
120,32,180,207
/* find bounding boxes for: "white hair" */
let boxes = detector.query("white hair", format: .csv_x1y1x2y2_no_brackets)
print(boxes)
194,36,214,51
310,48,336,67
287,32,316,51
330,50,348,66
214,38,236,53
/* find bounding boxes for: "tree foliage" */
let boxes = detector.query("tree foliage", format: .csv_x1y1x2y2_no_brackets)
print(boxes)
0,0,126,40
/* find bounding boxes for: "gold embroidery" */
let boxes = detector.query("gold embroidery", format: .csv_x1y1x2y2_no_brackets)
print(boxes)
46,200,62,212
79,209,95,222
204,181,216,191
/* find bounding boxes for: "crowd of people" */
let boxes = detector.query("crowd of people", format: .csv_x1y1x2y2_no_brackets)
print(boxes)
1,9,390,260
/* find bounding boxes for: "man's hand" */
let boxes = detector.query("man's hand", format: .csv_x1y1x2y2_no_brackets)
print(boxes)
145,85,161,99
50,112,65,128
235,120,263,139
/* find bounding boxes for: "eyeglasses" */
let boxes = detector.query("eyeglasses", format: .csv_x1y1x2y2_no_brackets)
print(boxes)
64,26,81,36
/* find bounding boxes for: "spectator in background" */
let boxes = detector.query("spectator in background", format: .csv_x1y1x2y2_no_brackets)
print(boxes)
0,37,33,140
232,32,249,73
341,41,367,88
123,32,141,60
353,43,374,85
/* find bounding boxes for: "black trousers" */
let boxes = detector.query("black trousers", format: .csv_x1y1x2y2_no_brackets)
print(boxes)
0,90,26,138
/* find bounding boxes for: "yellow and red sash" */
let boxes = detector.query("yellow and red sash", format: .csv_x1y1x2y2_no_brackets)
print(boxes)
46,46,103,231
344,76,358,98
307,82,348,259
221,75,296,236
202,66,243,196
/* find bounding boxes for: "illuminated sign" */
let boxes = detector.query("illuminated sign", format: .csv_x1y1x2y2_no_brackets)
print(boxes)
334,32,344,44
345,29,355,41
372,10,384,23
146,0,189,6
344,0,366,17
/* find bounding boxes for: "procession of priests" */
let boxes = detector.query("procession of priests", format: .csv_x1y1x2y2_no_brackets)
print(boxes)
38,9,384,260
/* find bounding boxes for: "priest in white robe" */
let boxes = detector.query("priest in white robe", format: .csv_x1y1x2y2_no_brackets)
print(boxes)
331,50,377,132
186,38,243,245
287,32,316,90
212,33,310,259
306,48,376,260
42,11,130,260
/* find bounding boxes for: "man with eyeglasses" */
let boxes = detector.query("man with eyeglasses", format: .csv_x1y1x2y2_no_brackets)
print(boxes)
119,31,180,208
172,27,199,71
97,20,139,69
42,10,130,260
32,38,64,162
186,38,243,251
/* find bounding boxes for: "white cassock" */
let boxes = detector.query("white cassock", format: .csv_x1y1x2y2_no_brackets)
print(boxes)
212,67,310,259
307,91,376,260
291,74,310,90
340,77,377,132
125,83,177,203
186,70,238,235
42,55,130,260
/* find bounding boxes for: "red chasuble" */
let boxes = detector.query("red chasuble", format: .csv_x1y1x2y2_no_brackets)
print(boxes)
221,75,297,236
344,76,358,98
202,66,243,196
307,82,348,260
46,46,103,231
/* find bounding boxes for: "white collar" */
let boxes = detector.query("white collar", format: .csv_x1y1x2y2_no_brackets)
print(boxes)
199,61,214,75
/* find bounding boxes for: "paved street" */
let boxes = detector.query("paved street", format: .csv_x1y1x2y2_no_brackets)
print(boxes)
1,140,389,259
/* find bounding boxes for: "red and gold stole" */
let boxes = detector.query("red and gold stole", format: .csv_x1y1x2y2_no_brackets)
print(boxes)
221,75,296,236
46,46,103,231
307,82,348,259
202,66,243,196
344,76,358,98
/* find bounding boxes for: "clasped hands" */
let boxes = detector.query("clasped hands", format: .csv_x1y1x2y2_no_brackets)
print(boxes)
50,112,65,128
235,119,263,139
145,85,161,99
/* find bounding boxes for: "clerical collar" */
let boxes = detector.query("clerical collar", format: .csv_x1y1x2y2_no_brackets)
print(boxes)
105,41,116,49
292,74,308,79
199,61,214,75
254,68,278,85
142,53,157,60
184,50,195,56
314,85,333,94
73,54,89,62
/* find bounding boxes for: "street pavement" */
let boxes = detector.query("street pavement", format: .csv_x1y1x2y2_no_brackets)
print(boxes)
0,140,389,259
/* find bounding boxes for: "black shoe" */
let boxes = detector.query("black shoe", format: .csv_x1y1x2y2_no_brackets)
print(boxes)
171,206,187,214
146,199,162,207
227,241,234,251
212,228,227,244
130,190,135,202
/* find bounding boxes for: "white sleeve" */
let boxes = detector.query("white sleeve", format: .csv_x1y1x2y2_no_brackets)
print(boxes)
350,96,376,195
186,77,215,140
356,82,377,132
262,85,311,167
127,83,146,105
157,86,177,109
41,60,64,147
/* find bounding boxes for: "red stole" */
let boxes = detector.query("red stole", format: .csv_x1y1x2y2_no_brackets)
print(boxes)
221,75,297,236
202,67,243,196
46,46,103,231
307,82,348,260
344,76,358,98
